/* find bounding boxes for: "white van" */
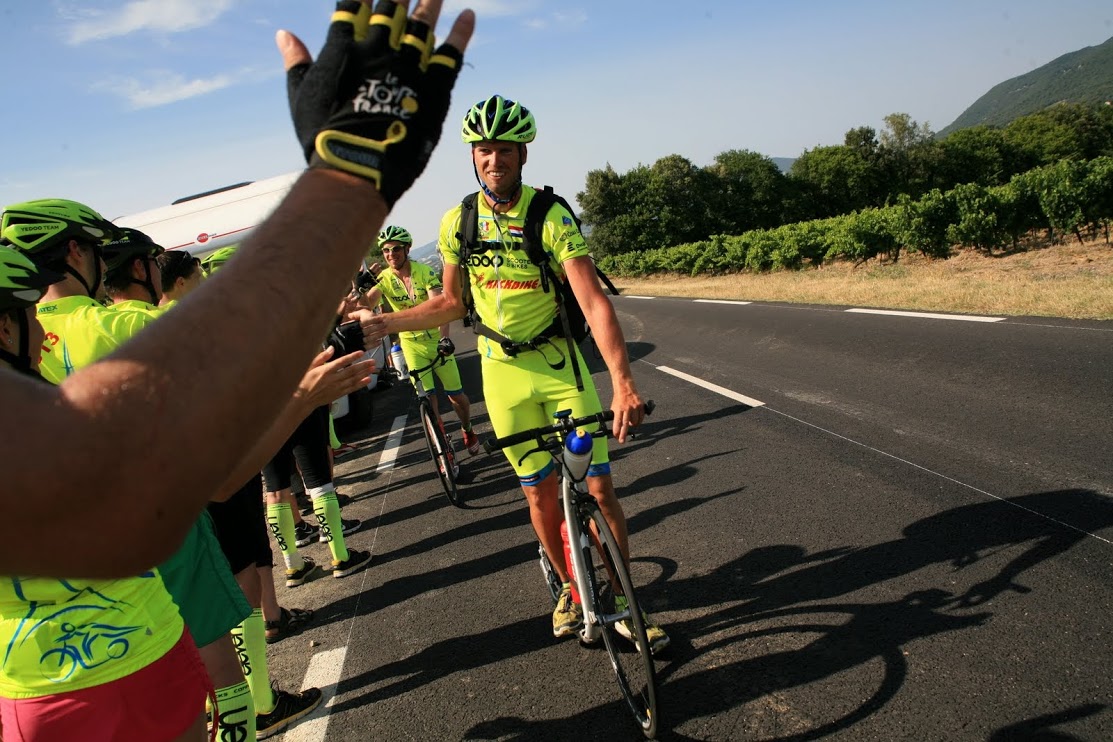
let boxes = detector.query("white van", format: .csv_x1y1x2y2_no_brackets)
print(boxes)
116,172,386,427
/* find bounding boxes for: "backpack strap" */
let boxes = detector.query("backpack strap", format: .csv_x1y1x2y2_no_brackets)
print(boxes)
457,193,479,328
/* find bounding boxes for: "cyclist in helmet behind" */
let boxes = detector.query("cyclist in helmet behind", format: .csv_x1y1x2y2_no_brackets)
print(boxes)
102,227,166,313
355,95,669,653
0,244,211,740
156,249,205,311
365,224,481,456
0,199,151,383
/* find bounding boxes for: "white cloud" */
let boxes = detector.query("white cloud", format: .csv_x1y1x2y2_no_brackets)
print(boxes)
442,0,539,18
66,0,235,44
93,66,275,109
520,9,588,32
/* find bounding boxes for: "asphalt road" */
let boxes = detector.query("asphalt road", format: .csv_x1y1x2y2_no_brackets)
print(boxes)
266,297,1113,741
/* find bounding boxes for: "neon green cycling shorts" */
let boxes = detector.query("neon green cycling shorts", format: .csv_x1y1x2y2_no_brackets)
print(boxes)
481,338,610,481
401,336,463,396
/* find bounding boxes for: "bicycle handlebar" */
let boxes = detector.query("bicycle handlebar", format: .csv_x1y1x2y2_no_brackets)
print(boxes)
483,401,655,454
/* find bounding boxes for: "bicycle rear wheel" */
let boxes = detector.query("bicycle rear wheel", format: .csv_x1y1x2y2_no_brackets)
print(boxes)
585,505,658,738
420,401,462,507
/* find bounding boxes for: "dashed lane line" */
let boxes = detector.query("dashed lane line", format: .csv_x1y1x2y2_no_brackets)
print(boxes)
694,299,753,305
653,364,1111,547
657,366,765,408
287,413,408,740
845,308,1005,322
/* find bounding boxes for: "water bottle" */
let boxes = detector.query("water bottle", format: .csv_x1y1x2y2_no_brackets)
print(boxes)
563,430,593,481
390,343,407,379
560,520,581,604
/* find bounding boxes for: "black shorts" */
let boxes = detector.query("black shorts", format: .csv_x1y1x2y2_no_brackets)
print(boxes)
261,405,332,491
207,474,274,572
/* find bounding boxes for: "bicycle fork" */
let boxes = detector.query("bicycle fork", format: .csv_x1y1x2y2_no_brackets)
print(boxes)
562,480,602,643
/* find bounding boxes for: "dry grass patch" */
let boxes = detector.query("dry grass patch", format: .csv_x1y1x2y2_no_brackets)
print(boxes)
613,240,1113,320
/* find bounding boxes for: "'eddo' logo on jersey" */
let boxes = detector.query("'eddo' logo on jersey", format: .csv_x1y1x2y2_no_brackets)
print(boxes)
468,254,504,268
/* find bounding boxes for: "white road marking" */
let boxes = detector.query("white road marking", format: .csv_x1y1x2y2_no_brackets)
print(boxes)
375,415,408,473
648,359,1110,546
846,308,1005,323
285,647,348,741
623,295,657,300
286,414,408,740
658,366,765,407
694,299,753,305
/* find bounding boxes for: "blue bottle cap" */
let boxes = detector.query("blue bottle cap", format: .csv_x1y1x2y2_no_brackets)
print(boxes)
567,430,593,455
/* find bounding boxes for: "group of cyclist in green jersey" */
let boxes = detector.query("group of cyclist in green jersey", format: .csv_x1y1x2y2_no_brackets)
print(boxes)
0,1,670,739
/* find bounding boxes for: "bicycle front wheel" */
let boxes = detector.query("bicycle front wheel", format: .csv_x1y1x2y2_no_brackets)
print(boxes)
587,506,659,738
420,402,462,507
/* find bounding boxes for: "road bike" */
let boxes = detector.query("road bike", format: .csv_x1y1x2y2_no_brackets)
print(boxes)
484,403,659,738
405,349,463,507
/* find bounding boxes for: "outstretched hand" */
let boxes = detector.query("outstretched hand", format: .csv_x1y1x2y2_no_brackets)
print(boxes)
277,0,476,206
296,347,376,409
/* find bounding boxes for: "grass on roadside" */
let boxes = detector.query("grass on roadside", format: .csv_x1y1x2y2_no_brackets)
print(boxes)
611,240,1113,320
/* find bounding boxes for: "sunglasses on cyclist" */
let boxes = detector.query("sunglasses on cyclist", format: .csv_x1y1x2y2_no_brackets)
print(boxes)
381,245,406,254
158,251,201,281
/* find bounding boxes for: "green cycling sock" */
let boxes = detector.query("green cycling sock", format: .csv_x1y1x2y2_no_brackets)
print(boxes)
310,486,349,564
328,413,342,450
232,609,275,715
266,502,302,570
213,680,256,741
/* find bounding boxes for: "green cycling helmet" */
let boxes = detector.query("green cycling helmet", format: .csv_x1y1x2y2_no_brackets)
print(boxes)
102,227,165,274
0,245,64,311
0,245,65,377
200,246,237,274
103,227,165,305
0,199,117,259
377,225,413,248
461,95,537,144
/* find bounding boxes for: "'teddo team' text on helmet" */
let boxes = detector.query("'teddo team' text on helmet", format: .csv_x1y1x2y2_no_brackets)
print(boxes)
461,96,537,144
102,228,165,274
0,199,116,260
103,227,165,305
0,245,64,312
377,226,413,248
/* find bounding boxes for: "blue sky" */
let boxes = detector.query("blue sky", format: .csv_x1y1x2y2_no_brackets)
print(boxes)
3,0,1112,246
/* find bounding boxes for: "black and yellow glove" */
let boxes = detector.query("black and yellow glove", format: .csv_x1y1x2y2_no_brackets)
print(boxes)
287,0,464,207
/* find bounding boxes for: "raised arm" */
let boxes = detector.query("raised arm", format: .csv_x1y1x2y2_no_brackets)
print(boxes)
0,0,474,578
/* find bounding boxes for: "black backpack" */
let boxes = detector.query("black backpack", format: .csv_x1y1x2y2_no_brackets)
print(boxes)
457,186,619,390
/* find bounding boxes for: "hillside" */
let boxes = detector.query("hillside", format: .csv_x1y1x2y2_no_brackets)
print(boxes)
938,35,1113,137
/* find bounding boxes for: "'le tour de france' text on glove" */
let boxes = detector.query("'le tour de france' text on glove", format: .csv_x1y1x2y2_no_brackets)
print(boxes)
287,0,464,207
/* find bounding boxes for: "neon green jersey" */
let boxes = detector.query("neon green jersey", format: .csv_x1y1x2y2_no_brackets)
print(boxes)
438,185,590,360
376,261,443,342
108,298,163,317
36,296,157,384
0,572,184,699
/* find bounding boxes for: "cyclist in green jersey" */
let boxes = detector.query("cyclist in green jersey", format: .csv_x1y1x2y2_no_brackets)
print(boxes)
0,245,210,740
102,227,165,312
366,224,480,454
356,95,669,653
156,250,205,311
0,0,475,581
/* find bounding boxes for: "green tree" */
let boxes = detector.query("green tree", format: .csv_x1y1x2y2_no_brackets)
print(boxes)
936,125,1021,188
707,149,789,232
788,144,875,219
879,112,940,198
